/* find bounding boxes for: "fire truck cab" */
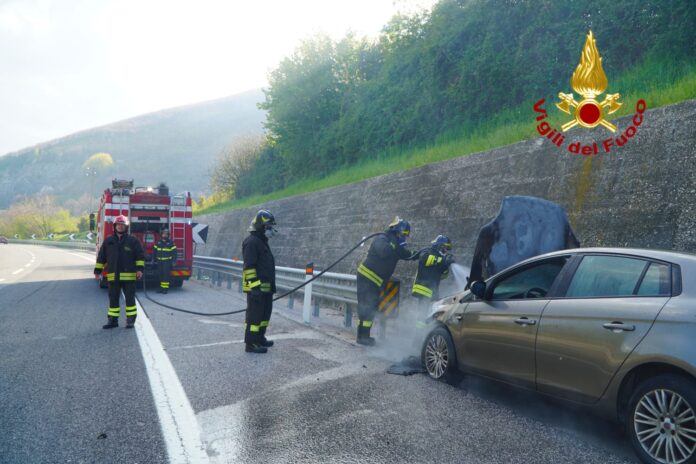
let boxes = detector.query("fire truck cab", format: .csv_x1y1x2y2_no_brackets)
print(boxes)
94,179,193,288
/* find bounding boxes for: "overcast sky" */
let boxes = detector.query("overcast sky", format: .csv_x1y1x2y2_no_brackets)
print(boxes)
0,0,436,156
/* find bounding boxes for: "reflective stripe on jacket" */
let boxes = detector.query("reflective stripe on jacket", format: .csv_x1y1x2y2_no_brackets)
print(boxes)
94,233,145,281
242,231,276,293
358,232,418,288
154,238,177,261
412,248,450,300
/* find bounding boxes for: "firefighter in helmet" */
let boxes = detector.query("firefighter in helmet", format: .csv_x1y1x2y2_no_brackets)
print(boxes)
241,210,277,354
154,227,176,294
412,235,455,315
94,215,145,329
355,217,419,346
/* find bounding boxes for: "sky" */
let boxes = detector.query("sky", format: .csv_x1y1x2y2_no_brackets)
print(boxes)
0,0,437,156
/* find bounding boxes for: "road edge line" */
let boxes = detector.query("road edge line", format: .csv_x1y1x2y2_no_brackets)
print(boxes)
134,297,210,464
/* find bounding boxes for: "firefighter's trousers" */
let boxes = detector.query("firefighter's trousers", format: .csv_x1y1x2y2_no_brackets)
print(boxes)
158,260,172,290
245,291,273,344
356,275,381,338
107,280,137,318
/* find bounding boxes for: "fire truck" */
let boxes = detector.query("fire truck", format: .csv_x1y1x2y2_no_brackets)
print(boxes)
92,179,193,289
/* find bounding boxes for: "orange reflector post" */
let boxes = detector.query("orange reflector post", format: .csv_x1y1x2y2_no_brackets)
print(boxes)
306,263,314,275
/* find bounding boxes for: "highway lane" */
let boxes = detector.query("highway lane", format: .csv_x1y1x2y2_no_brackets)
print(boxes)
141,274,639,463
1,244,640,463
0,244,167,464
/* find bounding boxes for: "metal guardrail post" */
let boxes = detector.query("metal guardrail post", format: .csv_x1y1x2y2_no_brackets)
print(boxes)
302,263,314,324
288,293,294,310
216,272,222,287
313,300,320,318
197,267,202,280
227,275,232,289
344,304,353,328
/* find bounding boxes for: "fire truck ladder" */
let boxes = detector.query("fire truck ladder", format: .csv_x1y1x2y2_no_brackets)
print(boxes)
170,194,186,262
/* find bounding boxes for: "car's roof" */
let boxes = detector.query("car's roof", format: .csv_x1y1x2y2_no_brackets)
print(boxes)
530,247,696,266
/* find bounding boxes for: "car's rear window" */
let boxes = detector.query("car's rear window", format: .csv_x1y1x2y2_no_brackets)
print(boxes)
637,262,671,296
566,256,647,298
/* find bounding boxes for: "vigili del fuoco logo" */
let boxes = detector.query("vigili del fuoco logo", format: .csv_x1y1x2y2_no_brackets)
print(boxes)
533,31,646,155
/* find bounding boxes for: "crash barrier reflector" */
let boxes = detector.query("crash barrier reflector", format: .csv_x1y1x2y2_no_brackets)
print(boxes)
192,255,359,326
378,279,400,318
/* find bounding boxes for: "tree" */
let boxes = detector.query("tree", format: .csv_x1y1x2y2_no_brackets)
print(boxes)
209,135,266,198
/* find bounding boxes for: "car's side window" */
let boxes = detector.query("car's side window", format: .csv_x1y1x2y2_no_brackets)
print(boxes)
490,257,568,300
565,255,648,298
637,262,671,296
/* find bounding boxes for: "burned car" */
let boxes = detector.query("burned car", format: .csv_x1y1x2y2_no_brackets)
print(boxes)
423,247,696,464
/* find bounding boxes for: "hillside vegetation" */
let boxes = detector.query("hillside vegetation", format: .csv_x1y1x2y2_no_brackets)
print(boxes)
0,89,264,209
198,0,696,215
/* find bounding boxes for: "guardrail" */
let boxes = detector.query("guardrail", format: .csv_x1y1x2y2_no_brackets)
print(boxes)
193,255,358,327
8,239,94,251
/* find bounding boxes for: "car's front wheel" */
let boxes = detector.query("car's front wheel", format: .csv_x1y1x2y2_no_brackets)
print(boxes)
421,326,459,384
627,374,696,464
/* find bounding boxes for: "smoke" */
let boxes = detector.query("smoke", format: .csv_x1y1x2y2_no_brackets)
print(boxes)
449,263,471,293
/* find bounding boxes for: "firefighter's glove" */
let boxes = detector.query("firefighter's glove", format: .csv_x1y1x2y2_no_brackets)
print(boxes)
444,254,455,266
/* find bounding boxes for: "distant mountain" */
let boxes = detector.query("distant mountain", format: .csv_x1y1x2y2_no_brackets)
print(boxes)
0,89,265,209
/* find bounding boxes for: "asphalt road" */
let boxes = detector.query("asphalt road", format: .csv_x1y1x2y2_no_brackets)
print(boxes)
1,244,641,463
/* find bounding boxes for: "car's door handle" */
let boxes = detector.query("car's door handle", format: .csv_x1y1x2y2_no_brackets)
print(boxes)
603,322,636,332
514,317,537,326
455,314,463,321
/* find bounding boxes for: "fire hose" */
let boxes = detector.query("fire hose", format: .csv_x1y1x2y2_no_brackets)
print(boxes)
139,231,386,317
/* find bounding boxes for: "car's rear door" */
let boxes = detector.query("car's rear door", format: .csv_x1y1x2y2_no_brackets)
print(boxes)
454,256,570,388
536,254,671,403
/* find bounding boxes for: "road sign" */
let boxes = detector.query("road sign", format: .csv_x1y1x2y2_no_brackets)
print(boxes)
69,234,75,241
14,234,19,239
86,232,93,241
31,234,36,239
48,233,54,239
192,223,208,244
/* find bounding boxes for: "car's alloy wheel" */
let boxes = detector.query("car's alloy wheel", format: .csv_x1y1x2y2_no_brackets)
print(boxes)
424,333,449,379
634,388,696,464
629,374,696,464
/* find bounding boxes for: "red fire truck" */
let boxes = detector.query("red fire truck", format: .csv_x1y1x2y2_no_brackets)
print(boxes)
93,179,193,289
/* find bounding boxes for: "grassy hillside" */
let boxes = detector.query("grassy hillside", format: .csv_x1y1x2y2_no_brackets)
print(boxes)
0,89,265,209
195,60,696,216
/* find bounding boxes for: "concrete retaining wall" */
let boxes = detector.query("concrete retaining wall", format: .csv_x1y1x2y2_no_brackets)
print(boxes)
195,99,696,287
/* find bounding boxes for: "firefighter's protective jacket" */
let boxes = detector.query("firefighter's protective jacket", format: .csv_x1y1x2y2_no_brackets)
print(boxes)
242,231,276,293
412,249,451,299
154,238,177,261
94,233,145,281
358,232,418,288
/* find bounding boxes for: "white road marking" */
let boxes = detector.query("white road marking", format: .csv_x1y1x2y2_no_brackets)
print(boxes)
134,298,210,464
196,318,243,328
0,278,5,282
11,269,22,275
66,252,96,263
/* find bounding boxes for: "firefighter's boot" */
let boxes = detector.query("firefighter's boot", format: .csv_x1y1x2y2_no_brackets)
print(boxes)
260,338,274,347
245,343,268,354
102,316,118,329
356,323,376,346
125,315,136,329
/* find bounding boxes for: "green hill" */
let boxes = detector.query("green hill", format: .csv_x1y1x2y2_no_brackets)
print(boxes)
0,89,265,209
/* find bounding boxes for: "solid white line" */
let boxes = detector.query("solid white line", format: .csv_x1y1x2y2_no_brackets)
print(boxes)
11,269,22,275
66,252,96,263
134,299,210,464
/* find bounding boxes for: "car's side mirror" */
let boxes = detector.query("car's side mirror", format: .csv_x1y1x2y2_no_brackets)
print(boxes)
470,280,487,299
89,213,96,232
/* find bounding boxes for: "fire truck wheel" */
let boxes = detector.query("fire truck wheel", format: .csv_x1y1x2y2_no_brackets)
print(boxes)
422,326,461,385
170,279,183,288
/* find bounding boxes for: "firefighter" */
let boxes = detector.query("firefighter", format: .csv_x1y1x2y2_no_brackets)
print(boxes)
94,215,145,329
154,228,176,294
356,217,419,346
241,210,277,354
412,235,455,318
